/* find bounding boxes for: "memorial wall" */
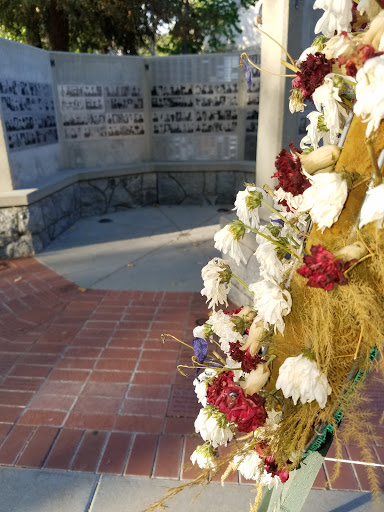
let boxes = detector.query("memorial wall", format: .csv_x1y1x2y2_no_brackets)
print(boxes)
52,52,148,169
0,39,260,258
0,41,260,188
0,39,60,190
51,50,259,168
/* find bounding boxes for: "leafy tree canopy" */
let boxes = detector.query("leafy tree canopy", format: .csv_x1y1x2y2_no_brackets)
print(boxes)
0,0,257,54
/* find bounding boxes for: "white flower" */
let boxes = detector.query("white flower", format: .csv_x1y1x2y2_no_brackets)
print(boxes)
323,33,354,59
193,325,206,339
273,188,304,212
214,224,246,266
234,449,263,480
354,55,384,137
206,309,243,354
194,408,233,448
201,257,232,310
312,77,349,144
289,88,306,113
233,186,265,229
260,471,284,490
225,356,244,381
255,242,289,284
298,171,348,232
249,280,292,335
298,45,319,63
276,353,332,409
193,368,217,407
300,111,332,150
359,183,384,229
314,0,353,37
190,444,216,470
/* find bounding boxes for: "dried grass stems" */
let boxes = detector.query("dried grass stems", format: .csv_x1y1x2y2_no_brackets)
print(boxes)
268,226,384,487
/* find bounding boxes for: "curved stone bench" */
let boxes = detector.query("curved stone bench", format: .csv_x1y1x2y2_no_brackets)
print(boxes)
0,161,255,258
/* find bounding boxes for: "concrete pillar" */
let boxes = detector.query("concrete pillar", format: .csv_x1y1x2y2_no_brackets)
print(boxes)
0,120,12,192
255,0,290,191
255,0,320,217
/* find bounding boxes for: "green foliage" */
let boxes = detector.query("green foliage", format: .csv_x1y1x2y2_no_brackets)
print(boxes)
159,0,257,55
0,0,257,54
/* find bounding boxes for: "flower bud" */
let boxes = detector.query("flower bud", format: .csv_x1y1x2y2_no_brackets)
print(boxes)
334,241,368,262
240,319,265,356
299,145,341,175
233,305,257,324
362,11,384,50
240,364,270,396
358,0,383,26
228,219,246,241
289,88,305,113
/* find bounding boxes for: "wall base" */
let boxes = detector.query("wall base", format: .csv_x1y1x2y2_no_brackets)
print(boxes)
0,166,255,259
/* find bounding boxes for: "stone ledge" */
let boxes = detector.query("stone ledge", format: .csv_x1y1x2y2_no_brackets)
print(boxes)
0,160,255,208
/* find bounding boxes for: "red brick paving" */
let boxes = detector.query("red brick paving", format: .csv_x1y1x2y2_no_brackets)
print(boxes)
0,258,382,493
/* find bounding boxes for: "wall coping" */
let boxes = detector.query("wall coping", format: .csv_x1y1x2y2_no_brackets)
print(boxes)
0,160,255,207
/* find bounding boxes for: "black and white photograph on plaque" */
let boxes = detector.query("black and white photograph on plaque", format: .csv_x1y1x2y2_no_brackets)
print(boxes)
0,79,58,151
194,95,237,108
106,97,143,110
246,121,258,133
196,120,237,133
247,93,260,106
58,83,145,140
85,98,105,110
151,84,193,97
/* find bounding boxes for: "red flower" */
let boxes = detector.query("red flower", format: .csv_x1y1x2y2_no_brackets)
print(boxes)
297,244,352,291
264,455,290,483
224,306,243,316
292,52,334,100
272,143,311,197
220,389,267,433
255,444,290,483
207,373,267,433
206,371,236,405
338,44,383,77
229,341,265,373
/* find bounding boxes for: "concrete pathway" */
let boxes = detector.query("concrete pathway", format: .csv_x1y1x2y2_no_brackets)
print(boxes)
38,205,235,291
0,205,383,511
0,466,382,512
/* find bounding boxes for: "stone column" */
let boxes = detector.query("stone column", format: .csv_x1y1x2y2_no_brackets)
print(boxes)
255,0,320,217
255,0,290,192
0,120,12,192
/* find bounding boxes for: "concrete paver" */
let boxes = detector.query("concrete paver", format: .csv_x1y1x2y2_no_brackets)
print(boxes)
0,467,381,512
0,205,383,511
0,466,97,512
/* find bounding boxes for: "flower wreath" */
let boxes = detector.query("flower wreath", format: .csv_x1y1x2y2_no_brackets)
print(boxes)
147,2,384,511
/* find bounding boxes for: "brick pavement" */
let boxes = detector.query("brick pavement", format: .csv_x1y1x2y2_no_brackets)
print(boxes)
0,258,383,492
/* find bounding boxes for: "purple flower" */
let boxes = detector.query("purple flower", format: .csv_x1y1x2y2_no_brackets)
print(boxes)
192,337,208,364
242,59,252,89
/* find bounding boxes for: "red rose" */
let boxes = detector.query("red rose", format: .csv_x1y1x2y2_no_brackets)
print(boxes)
206,371,235,405
217,387,267,433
